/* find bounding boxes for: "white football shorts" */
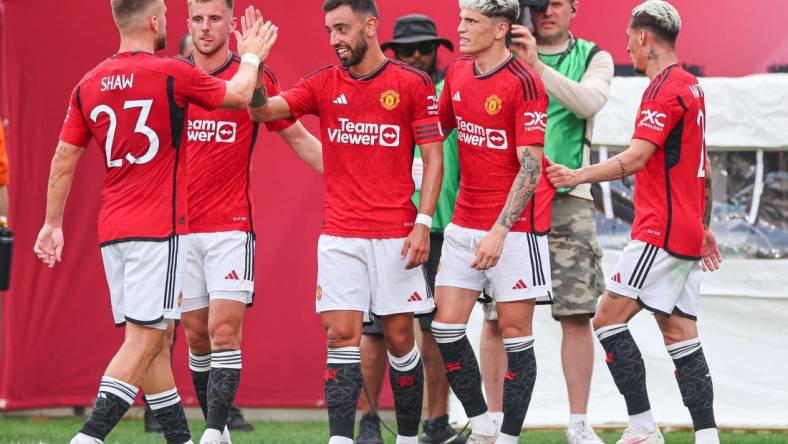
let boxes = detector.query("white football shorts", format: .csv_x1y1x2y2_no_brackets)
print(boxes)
316,235,434,317
181,231,255,312
101,236,189,329
606,240,701,319
435,224,553,303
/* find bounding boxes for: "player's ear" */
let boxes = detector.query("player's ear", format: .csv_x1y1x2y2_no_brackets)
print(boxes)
365,15,378,39
230,16,238,33
150,15,160,35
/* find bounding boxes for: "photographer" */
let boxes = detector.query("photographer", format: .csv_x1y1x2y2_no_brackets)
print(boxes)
480,1,613,442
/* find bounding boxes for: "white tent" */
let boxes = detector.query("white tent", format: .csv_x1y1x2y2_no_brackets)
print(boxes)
451,74,788,428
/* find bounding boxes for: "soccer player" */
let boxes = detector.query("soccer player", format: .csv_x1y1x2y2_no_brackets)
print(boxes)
249,1,445,443
431,1,555,443
179,2,321,443
547,2,722,443
356,13,465,444
32,0,277,442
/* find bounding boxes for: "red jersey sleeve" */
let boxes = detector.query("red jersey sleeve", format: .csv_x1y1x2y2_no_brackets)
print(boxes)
438,66,456,131
407,72,442,145
166,58,226,111
282,69,323,119
632,87,676,149
59,85,92,147
514,84,548,147
261,66,296,132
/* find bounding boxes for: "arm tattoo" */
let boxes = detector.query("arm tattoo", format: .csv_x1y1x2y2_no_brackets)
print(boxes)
496,148,541,229
703,173,713,227
616,156,626,180
250,86,268,108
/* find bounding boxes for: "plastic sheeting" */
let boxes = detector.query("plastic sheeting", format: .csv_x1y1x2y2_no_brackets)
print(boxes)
593,75,788,150
451,252,788,427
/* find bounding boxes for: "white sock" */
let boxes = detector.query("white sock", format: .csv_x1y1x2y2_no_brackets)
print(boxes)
629,410,656,433
695,428,720,444
490,411,504,433
495,432,519,444
469,412,496,436
569,413,587,427
396,435,419,444
327,437,354,444
200,428,222,443
70,433,103,444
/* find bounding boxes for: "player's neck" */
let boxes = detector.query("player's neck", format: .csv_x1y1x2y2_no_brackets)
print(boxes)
645,49,678,80
193,47,232,73
118,36,155,54
349,45,387,77
473,44,511,74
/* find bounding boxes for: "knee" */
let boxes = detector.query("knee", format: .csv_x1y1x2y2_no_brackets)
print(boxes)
497,320,530,339
660,323,695,345
184,322,211,354
326,324,360,349
210,320,242,350
591,313,617,331
384,331,415,356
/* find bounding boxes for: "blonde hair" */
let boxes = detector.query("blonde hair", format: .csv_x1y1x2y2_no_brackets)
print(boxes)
187,0,233,11
630,0,681,44
459,0,520,23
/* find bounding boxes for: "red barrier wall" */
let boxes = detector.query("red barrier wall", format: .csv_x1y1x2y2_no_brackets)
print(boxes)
1,0,785,410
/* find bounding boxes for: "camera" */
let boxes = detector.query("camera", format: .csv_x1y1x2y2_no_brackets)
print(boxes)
519,0,549,12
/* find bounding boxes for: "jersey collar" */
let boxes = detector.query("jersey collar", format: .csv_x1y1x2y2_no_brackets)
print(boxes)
473,54,514,79
346,58,390,81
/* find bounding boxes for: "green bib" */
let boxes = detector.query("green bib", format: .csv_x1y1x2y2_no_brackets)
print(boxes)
539,37,600,193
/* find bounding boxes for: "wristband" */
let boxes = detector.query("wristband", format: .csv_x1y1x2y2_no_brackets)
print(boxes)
240,53,261,69
415,213,433,228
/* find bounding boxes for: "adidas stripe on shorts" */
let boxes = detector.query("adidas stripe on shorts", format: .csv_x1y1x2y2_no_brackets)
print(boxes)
606,240,701,319
101,236,189,328
435,223,553,303
182,231,255,312
316,235,434,317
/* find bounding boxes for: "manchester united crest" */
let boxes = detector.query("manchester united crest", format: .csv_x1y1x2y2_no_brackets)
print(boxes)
380,90,401,111
485,95,503,115
316,285,323,301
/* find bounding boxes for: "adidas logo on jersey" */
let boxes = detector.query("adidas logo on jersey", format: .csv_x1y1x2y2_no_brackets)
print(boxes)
407,292,423,302
224,270,240,280
611,273,622,283
333,94,348,105
452,91,461,102
512,279,528,290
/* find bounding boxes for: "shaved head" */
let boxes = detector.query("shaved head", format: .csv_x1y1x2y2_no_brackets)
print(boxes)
111,0,163,30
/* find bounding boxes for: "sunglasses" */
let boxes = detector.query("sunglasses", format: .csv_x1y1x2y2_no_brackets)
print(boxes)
395,42,437,57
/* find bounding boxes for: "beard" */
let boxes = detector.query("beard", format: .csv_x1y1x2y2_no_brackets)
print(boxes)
338,37,368,67
155,33,167,52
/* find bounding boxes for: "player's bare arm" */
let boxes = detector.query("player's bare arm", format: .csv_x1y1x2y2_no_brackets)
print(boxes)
33,140,85,268
546,138,658,188
222,7,278,109
472,145,542,271
701,154,722,272
401,140,443,270
277,122,324,173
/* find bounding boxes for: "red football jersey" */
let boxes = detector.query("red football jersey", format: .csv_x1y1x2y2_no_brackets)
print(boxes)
282,59,443,238
439,56,555,233
631,64,707,259
185,55,293,234
59,51,226,244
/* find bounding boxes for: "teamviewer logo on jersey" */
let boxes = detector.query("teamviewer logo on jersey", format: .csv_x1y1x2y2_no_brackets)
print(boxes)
638,109,667,132
485,129,508,150
187,119,237,143
379,125,401,147
327,118,401,147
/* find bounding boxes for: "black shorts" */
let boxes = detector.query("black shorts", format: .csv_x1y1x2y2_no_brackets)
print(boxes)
363,231,443,335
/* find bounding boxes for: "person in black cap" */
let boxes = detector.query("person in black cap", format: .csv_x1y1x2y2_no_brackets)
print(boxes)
381,14,453,83
357,13,465,444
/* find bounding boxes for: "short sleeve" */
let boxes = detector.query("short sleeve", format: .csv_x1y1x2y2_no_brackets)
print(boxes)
514,85,548,147
261,66,296,132
59,85,92,147
408,73,443,145
632,93,674,149
438,68,456,131
182,64,227,111
282,72,321,119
